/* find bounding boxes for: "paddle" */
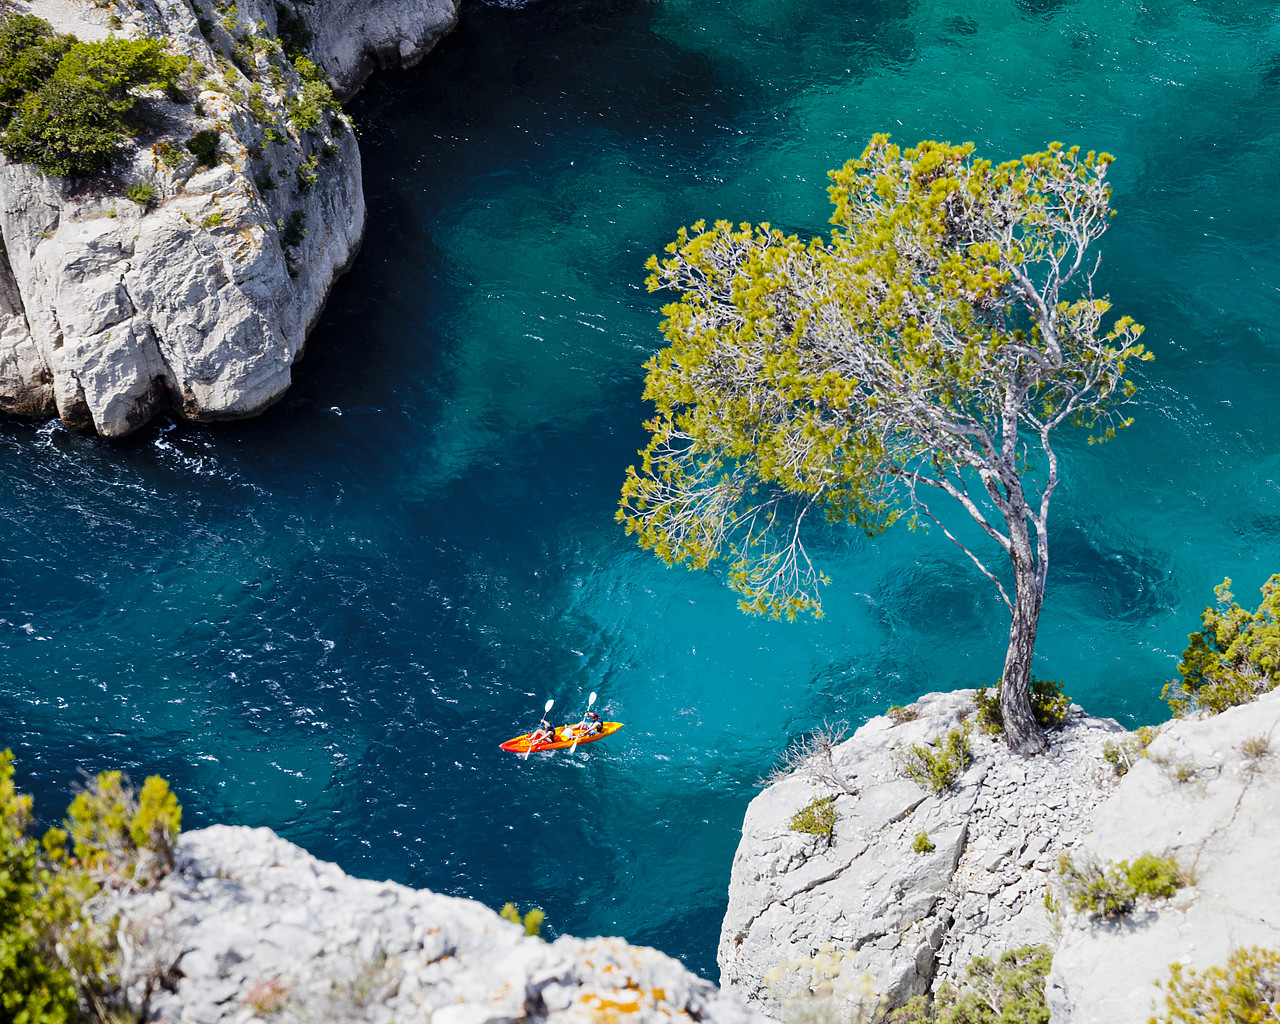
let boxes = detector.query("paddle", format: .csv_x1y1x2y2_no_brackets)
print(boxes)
523,698,554,760
569,691,597,754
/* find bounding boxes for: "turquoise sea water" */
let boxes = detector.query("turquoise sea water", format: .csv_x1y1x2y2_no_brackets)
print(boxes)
2,0,1280,978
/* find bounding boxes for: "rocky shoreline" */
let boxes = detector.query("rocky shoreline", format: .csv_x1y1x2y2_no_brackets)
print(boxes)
0,0,457,436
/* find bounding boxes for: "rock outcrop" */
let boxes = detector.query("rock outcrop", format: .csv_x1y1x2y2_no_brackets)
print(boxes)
0,0,458,436
1046,687,1280,1022
721,686,1280,1022
115,824,764,1024
717,691,1125,1019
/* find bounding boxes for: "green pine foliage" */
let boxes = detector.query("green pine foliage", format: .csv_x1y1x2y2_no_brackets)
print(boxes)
897,725,973,794
1164,575,1280,717
888,945,1053,1024
185,127,220,166
789,795,837,839
498,903,545,938
1149,946,1280,1024
1101,725,1160,777
0,750,182,1021
0,15,187,177
1058,852,1183,919
973,679,1070,737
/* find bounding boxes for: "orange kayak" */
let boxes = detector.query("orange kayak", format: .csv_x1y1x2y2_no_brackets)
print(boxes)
500,721,623,754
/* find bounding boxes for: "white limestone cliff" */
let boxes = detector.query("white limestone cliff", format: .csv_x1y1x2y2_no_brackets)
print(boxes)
721,687,1280,1022
0,0,457,436
1045,686,1280,1022
115,824,765,1024
718,691,1124,1020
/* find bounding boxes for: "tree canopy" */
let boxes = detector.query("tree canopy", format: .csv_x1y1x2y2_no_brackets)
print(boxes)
618,136,1150,752
0,15,186,178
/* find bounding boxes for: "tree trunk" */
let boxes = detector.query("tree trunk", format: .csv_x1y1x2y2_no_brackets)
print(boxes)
1000,549,1049,755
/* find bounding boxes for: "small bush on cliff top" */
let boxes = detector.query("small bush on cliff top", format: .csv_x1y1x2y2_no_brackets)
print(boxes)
499,902,545,938
0,15,187,177
789,795,837,842
887,944,1052,1024
1058,852,1182,919
973,679,1070,738
1102,724,1160,778
0,749,182,1022
1164,574,1280,717
896,724,973,795
1149,945,1280,1024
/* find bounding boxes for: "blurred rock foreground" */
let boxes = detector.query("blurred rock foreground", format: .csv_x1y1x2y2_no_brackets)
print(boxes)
116,825,765,1024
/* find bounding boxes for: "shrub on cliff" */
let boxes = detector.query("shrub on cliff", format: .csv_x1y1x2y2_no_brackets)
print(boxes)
973,679,1070,737
1164,574,1280,717
1058,852,1183,919
1150,945,1280,1024
789,795,837,843
888,944,1052,1023
896,725,973,794
0,15,187,177
0,749,182,1021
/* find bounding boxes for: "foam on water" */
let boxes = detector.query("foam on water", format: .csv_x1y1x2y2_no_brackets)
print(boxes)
2,0,1279,977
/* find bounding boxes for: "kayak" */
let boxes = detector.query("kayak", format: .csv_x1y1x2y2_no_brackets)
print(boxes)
500,721,623,754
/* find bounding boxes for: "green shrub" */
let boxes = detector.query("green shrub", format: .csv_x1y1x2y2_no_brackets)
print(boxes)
185,127,220,166
125,181,156,207
287,70,336,133
295,152,317,191
0,751,182,1021
789,795,837,840
498,902,545,938
67,768,181,880
1150,945,1280,1024
275,3,312,58
0,15,72,119
887,705,918,725
1059,852,1182,919
0,18,187,177
887,945,1052,1023
912,830,934,854
973,679,1070,737
1101,724,1160,778
280,208,305,248
153,137,182,167
1165,575,1280,717
897,725,973,794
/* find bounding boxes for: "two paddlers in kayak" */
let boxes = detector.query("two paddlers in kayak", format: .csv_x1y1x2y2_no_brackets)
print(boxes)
501,692,621,755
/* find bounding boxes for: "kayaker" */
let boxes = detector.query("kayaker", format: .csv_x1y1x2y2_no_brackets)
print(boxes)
530,719,556,747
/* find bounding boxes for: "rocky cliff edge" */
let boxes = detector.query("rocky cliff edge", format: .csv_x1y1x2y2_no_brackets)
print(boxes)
114,824,764,1024
0,0,457,436
720,688,1280,1022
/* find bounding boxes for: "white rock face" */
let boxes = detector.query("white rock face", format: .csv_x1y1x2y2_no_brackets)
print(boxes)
718,691,1126,1019
1046,687,1280,1023
305,0,459,99
0,0,458,435
117,825,764,1024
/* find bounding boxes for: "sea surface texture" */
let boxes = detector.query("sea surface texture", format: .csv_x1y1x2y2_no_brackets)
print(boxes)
2,0,1279,978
